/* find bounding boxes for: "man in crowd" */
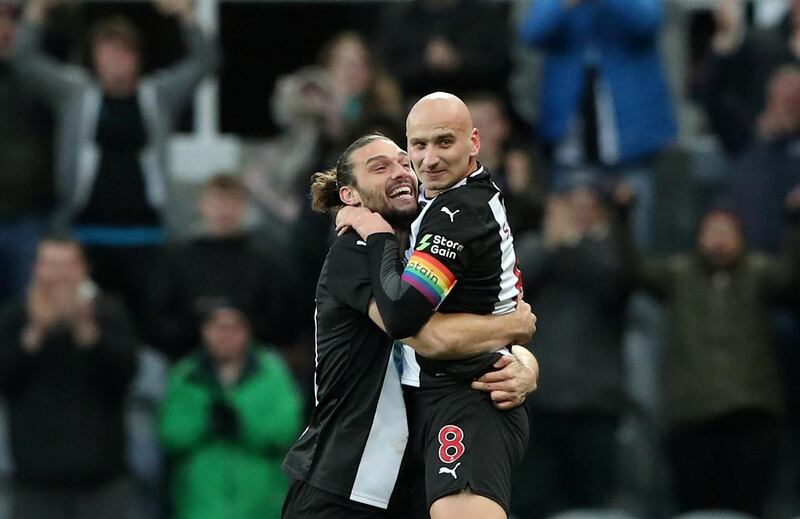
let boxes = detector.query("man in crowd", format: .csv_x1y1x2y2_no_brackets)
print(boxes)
160,301,302,519
0,236,139,519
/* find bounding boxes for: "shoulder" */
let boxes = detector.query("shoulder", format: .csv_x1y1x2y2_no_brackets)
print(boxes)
745,252,772,271
168,354,201,382
423,183,502,234
253,346,290,371
329,231,369,261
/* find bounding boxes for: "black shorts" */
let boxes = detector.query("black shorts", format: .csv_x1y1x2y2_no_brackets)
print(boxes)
386,442,428,519
406,384,529,514
282,479,389,519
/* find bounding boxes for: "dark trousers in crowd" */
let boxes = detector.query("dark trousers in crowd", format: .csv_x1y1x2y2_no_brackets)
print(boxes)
13,477,134,519
667,409,782,517
511,410,620,519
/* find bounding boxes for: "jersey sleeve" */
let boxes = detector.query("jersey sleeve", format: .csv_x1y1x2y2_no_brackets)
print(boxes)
327,233,373,315
402,201,485,307
365,202,485,339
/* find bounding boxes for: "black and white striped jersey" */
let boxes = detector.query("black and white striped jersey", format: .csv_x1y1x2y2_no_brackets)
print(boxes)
399,165,522,387
282,232,407,509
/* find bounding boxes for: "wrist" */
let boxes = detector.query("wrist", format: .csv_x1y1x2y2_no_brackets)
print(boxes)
366,232,396,246
712,30,743,54
74,322,100,349
178,10,196,26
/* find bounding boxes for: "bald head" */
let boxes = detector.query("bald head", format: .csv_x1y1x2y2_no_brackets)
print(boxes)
406,92,480,196
407,92,474,133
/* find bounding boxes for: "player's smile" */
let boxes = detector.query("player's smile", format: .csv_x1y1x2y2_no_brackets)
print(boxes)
386,178,417,208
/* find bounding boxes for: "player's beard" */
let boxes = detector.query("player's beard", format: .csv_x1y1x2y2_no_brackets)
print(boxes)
358,189,420,231
381,205,420,230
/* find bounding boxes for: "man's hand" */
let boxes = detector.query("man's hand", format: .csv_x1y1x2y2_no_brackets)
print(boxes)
424,37,461,72
787,184,800,214
712,0,744,54
471,348,539,410
508,299,537,345
24,0,64,24
72,298,99,349
543,196,579,248
335,206,394,238
154,0,195,24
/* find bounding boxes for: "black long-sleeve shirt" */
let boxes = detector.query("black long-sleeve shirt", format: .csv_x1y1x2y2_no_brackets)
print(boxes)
0,293,138,487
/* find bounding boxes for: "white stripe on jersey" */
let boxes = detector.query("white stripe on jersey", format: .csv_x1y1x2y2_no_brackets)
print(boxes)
349,352,408,508
400,344,421,387
488,193,521,314
296,305,322,443
313,305,320,406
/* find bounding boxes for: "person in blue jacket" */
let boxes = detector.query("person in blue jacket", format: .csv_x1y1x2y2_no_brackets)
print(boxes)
520,0,677,250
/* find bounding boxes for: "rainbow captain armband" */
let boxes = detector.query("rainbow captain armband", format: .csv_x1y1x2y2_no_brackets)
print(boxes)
401,251,457,309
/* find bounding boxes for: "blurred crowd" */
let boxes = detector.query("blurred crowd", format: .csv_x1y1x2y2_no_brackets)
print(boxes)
0,0,799,518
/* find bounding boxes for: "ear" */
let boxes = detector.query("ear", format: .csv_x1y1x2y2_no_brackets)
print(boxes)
470,128,480,158
339,185,362,207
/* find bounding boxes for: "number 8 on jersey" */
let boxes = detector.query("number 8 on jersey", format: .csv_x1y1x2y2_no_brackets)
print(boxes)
438,425,465,464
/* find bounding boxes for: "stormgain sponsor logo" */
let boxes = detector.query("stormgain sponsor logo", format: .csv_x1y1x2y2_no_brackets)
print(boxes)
417,234,463,260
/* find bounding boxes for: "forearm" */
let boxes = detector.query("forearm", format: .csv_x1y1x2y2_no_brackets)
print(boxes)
366,233,436,339
12,21,44,62
406,312,512,360
182,24,217,62
11,21,83,104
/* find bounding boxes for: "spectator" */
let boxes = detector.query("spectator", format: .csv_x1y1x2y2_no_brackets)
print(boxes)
620,191,800,517
0,236,139,519
11,0,220,328
0,1,53,305
466,92,545,235
693,0,800,155
159,302,302,519
245,32,402,248
519,0,677,249
728,66,800,253
512,177,631,518
319,31,403,142
148,173,291,362
377,0,512,100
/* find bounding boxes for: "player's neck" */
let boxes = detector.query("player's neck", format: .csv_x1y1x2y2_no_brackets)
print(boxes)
393,228,410,253
425,161,481,198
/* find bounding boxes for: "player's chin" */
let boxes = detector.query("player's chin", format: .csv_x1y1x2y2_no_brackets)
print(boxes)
388,195,417,213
